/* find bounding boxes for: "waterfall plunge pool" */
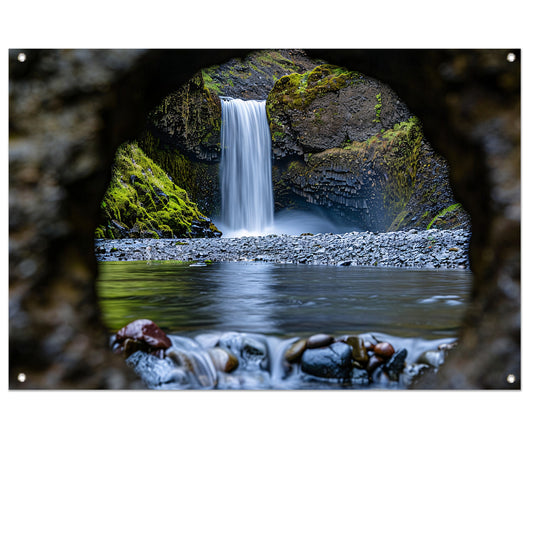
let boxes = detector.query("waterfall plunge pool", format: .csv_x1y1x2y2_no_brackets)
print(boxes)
97,261,472,389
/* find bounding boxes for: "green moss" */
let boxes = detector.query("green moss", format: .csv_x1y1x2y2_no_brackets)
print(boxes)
268,64,361,111
96,142,214,239
266,64,362,143
202,69,219,93
427,203,461,229
373,93,382,123
138,130,219,213
150,72,221,153
201,50,302,96
342,117,424,226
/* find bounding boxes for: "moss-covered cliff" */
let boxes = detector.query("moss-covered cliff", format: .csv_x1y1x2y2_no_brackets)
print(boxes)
95,142,220,239
147,72,221,162
266,62,469,231
266,64,412,157
139,130,220,216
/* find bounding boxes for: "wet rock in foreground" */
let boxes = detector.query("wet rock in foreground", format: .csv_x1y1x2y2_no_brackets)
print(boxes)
114,318,455,390
300,342,354,380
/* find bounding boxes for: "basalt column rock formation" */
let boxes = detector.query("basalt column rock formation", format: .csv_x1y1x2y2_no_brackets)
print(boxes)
266,63,469,231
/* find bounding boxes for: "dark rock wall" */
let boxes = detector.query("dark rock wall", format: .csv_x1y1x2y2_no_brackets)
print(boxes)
201,49,321,100
9,49,520,389
147,72,222,162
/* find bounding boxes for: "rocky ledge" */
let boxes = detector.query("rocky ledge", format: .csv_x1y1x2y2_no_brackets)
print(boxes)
95,228,471,269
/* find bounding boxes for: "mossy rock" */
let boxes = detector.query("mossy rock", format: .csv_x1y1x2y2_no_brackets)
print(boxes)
266,64,412,157
148,72,221,162
96,142,220,239
279,118,426,230
139,130,220,216
201,49,322,100
386,141,471,232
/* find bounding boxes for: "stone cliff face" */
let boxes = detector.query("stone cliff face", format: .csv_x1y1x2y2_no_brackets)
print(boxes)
266,64,412,157
142,53,466,232
148,72,222,162
276,118,424,230
201,49,321,100
266,64,468,231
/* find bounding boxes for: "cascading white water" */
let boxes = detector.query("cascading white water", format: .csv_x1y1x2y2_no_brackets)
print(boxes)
219,98,274,236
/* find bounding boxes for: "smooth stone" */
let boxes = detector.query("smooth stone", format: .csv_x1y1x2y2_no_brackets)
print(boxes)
208,347,239,373
367,354,385,375
306,333,334,349
284,339,307,363
115,318,172,350
337,334,369,366
373,342,395,358
119,338,145,358
363,340,375,351
383,348,408,381
301,342,353,379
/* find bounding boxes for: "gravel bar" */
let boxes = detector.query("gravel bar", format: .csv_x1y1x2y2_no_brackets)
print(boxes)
95,229,471,269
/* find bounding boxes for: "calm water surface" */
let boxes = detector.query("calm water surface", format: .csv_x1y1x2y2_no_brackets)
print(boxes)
97,261,472,340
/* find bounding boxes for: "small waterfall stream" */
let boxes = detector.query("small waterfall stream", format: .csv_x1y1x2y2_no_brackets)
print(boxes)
219,98,274,236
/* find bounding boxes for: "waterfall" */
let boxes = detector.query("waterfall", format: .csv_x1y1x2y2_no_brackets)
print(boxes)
219,98,274,236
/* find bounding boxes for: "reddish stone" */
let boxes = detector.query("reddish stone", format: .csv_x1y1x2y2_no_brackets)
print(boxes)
373,342,395,358
116,319,171,350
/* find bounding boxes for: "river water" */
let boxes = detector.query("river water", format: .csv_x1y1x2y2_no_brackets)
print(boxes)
97,261,471,339
97,261,471,389
99,261,471,384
